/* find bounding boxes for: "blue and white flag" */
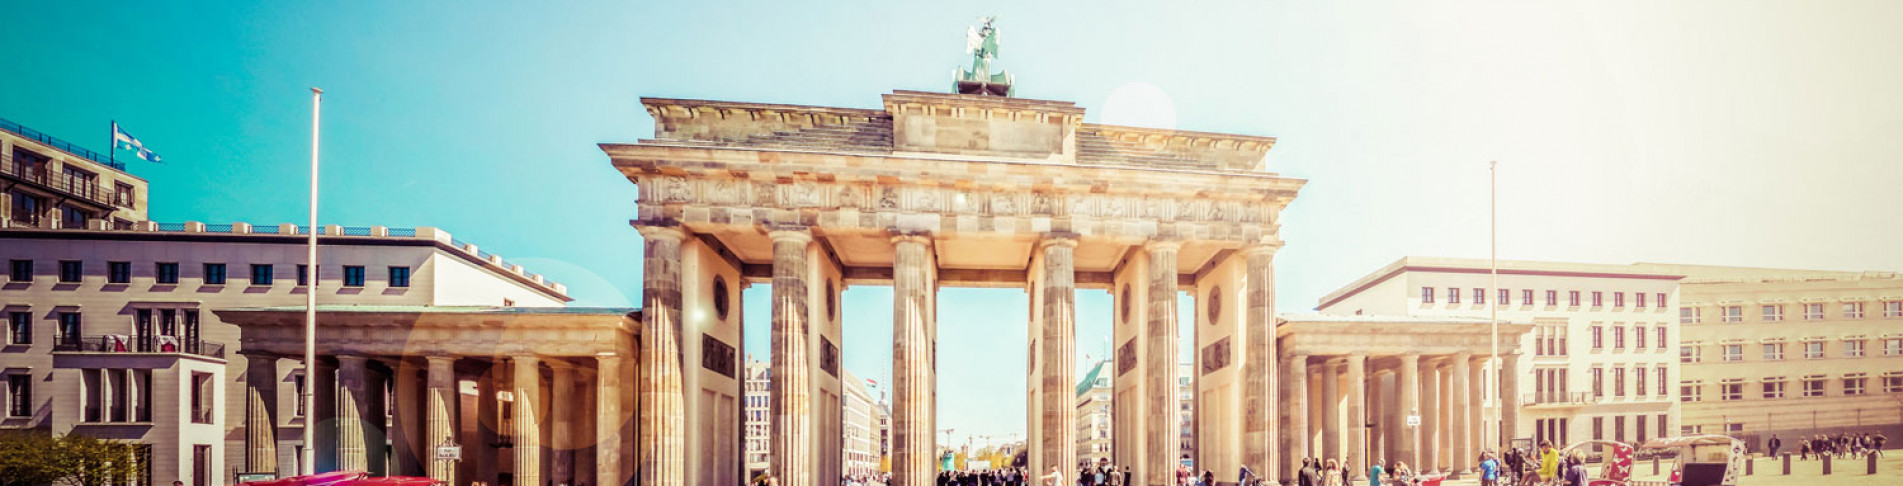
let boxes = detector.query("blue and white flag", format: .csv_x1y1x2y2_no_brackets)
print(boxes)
111,122,162,163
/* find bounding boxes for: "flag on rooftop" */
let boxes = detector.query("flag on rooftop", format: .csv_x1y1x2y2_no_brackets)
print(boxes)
112,122,162,163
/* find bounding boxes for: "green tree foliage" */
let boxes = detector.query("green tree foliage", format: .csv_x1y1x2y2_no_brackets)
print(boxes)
0,431,149,486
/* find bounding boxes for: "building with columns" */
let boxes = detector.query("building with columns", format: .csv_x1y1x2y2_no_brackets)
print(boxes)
1649,264,1903,446
743,357,771,479
1319,257,1685,465
2,116,150,230
0,222,568,486
603,85,1303,486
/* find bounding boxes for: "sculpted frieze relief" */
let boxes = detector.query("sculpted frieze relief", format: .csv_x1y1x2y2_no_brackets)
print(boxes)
638,175,1276,225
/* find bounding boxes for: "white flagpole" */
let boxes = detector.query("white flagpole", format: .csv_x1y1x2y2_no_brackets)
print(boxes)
302,87,322,475
1489,160,1500,450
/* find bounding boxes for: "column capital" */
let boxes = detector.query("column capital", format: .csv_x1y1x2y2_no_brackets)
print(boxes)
595,352,624,364
1143,239,1184,252
889,232,932,246
512,354,541,366
767,227,813,244
425,355,457,366
1240,239,1283,256
636,224,688,241
1037,232,1080,250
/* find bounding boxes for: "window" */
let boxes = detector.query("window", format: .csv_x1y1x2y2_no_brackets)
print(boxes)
8,312,29,344
343,266,366,287
1884,375,1903,393
1637,292,1647,308
7,374,29,417
1499,288,1511,305
388,267,410,288
1844,377,1866,396
1681,346,1700,363
1657,366,1668,395
1637,415,1649,443
194,444,211,486
1421,287,1434,303
1723,344,1742,362
293,374,306,417
1658,414,1669,439
57,312,81,346
114,182,136,208
1681,307,1700,324
1844,302,1865,319
1802,378,1825,397
58,261,82,283
1614,367,1626,397
1762,380,1784,399
1569,291,1581,307
59,206,87,229
1592,291,1604,307
1805,341,1825,359
1613,326,1626,349
1721,306,1742,322
1591,326,1603,350
1762,343,1784,360
1803,303,1824,320
190,372,213,424
1721,382,1743,401
1656,293,1668,307
1762,305,1783,322
1593,416,1604,440
1546,290,1558,306
108,261,130,283
1474,288,1486,304
1523,289,1533,305
297,264,309,286
1636,367,1648,396
1615,416,1626,442
1887,301,1902,318
1447,287,1460,304
1614,292,1625,307
1591,368,1604,398
251,265,273,285
1886,339,1902,356
9,260,31,282
1681,384,1701,402
1845,340,1865,357
156,262,179,284
203,263,226,285
1635,325,1647,349
1657,327,1667,351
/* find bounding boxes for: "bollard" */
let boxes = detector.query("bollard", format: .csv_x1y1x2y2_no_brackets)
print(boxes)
1745,456,1754,475
1872,452,1880,475
1823,454,1832,475
1783,453,1792,475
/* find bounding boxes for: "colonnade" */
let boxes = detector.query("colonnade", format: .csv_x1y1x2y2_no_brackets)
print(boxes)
1280,351,1523,479
242,352,630,486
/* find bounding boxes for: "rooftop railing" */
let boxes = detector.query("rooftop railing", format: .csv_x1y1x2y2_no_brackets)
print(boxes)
0,154,110,205
0,116,127,171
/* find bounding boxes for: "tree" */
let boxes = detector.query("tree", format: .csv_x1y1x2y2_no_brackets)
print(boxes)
0,431,148,486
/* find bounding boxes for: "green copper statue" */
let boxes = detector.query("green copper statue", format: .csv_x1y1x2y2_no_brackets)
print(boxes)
954,16,1014,96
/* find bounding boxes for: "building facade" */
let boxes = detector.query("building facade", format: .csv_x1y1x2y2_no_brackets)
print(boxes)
1,117,150,230
1075,360,1113,465
841,370,879,479
0,223,568,486
1654,264,1903,447
1319,257,1684,463
743,357,771,479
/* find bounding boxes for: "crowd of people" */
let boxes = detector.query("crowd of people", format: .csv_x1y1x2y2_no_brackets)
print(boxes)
1768,431,1888,460
938,468,1029,486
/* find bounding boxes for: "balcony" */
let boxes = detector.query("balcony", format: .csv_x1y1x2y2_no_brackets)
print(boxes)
52,335,226,359
1523,391,1597,407
1,154,114,209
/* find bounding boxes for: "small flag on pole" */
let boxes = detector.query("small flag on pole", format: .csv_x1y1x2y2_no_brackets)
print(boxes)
112,122,162,163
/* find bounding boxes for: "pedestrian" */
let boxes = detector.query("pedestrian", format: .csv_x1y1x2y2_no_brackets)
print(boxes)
1538,441,1560,485
1297,458,1319,486
1876,433,1888,457
1564,454,1587,486
1479,451,1500,486
1392,462,1414,486
1322,459,1344,486
1042,466,1064,486
1199,470,1213,486
1768,434,1781,457
1238,465,1255,486
1368,459,1385,486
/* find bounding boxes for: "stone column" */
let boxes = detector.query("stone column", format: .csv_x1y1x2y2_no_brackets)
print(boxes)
1419,358,1438,473
391,361,423,477
1038,235,1078,475
476,365,500,485
892,234,935,486
425,357,458,484
1346,355,1368,480
637,225,688,486
1284,354,1308,480
243,353,280,474
1397,354,1419,475
769,229,815,486
513,356,543,486
1241,244,1279,482
1145,240,1181,485
551,362,577,486
1322,360,1340,465
1501,353,1521,448
1467,357,1483,463
337,355,371,472
596,354,624,486
1451,352,1472,474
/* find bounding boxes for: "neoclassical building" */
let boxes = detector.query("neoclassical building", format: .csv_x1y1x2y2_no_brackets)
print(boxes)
602,88,1304,486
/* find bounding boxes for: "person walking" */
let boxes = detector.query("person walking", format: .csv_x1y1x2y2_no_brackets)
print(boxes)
1538,442,1560,485
1322,459,1344,486
1479,452,1500,486
1368,460,1385,486
1564,455,1587,486
1298,458,1320,486
1041,466,1064,486
1767,434,1782,458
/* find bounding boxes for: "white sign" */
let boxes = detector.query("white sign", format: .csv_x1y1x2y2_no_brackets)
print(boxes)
1406,415,1422,427
435,444,463,461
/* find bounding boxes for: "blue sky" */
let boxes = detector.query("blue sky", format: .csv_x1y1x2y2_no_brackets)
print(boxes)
7,1,1902,445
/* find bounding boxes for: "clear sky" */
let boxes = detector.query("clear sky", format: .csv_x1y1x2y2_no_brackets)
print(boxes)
6,1,1901,447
